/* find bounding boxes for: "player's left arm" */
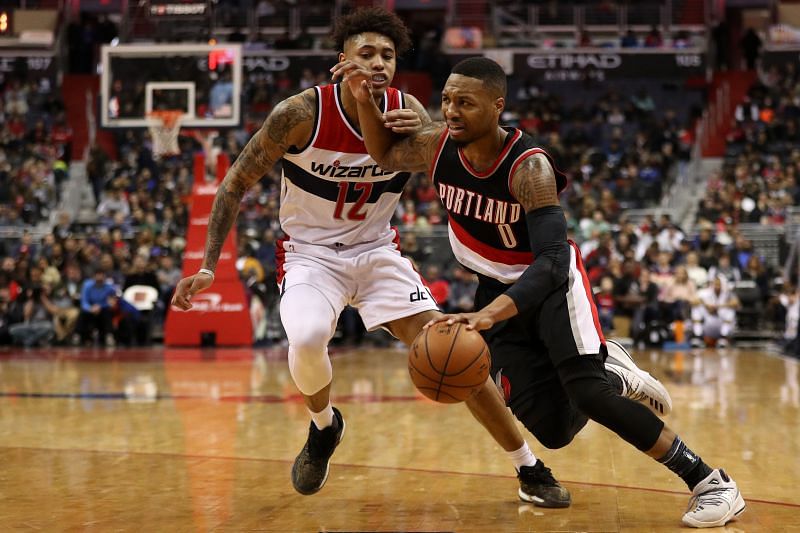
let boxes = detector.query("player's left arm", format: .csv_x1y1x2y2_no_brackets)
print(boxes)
425,153,569,331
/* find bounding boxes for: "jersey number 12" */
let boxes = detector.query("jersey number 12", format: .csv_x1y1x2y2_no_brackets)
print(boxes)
333,181,373,220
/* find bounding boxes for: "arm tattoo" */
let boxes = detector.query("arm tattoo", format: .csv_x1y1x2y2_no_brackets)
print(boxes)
510,154,559,212
382,121,446,173
203,90,315,271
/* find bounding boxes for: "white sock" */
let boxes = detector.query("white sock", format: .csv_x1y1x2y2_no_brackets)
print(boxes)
310,403,335,430
507,441,538,470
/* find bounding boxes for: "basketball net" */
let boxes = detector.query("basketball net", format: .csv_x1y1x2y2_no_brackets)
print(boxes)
147,110,184,158
183,128,220,178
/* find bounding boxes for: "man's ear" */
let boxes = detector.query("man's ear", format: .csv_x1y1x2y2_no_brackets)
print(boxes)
338,52,345,63
495,97,505,116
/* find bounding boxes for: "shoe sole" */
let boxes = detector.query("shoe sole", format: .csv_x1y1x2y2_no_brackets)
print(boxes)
518,489,571,508
682,491,745,528
606,339,673,416
292,418,346,496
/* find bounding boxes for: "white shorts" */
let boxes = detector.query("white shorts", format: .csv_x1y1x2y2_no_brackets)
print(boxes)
277,239,440,331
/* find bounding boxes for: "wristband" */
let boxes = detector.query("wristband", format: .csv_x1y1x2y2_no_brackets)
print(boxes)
198,268,215,279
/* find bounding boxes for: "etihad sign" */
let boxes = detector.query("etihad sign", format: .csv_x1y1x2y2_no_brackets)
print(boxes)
526,54,622,70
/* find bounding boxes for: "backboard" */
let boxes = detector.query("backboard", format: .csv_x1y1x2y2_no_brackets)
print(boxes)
100,43,242,128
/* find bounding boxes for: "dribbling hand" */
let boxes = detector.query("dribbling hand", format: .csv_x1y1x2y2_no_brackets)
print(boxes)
423,312,496,332
171,273,213,310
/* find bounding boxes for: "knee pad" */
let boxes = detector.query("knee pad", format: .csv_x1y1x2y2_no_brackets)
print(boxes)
563,375,617,421
515,403,586,450
559,359,664,451
529,418,580,450
280,284,338,396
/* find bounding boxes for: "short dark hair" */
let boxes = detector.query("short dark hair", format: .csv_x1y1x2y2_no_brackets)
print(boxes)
332,7,412,57
451,57,507,98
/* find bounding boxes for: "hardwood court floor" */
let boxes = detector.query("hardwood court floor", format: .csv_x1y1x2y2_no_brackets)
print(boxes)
0,344,798,532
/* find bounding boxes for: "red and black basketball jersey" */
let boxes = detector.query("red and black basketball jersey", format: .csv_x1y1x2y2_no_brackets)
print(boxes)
431,127,567,284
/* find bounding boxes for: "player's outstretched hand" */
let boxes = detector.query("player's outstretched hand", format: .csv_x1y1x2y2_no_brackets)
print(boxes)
330,60,372,103
171,273,213,310
423,312,496,332
383,108,422,134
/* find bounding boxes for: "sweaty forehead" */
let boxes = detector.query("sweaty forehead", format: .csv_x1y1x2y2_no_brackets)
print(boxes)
344,32,395,52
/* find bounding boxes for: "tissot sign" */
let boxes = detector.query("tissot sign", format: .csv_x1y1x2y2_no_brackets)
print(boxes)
513,51,705,81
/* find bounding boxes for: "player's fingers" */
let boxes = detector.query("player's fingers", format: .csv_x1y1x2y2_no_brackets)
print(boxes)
423,315,452,329
384,117,417,125
170,280,186,308
329,60,353,75
389,126,417,134
466,318,487,331
172,278,197,310
343,69,370,83
383,109,417,120
468,317,493,331
172,293,191,310
387,120,421,133
445,315,469,326
330,64,355,80
338,62,365,77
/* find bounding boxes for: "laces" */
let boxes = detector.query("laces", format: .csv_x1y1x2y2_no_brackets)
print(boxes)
616,370,646,401
626,386,648,402
307,420,338,458
520,463,557,485
689,487,735,511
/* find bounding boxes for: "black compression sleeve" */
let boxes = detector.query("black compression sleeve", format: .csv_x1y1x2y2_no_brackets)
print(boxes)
504,205,570,314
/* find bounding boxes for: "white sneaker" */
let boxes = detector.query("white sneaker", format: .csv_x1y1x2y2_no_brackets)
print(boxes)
605,339,672,416
682,469,745,528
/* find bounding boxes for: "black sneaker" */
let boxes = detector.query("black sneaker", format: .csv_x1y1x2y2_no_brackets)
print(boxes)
517,461,571,508
291,407,345,495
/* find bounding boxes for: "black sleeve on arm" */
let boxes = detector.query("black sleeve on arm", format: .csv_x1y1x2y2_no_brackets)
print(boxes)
504,205,571,315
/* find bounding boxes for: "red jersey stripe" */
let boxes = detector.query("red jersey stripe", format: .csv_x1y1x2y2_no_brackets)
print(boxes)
449,217,533,265
569,241,606,343
457,129,521,178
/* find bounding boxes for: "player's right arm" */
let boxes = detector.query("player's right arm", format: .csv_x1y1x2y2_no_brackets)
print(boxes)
171,89,315,310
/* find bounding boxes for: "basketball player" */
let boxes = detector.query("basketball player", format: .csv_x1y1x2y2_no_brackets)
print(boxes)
342,56,745,528
172,8,571,507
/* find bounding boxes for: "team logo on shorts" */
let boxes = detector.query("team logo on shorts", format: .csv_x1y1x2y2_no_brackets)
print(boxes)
495,369,511,403
409,286,434,303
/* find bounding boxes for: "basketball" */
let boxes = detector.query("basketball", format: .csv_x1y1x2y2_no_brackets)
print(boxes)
408,322,491,403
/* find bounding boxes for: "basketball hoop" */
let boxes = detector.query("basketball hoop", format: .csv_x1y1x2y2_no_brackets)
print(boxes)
147,110,185,158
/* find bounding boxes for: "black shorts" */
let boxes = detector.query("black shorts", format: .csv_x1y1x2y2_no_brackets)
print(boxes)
476,269,606,427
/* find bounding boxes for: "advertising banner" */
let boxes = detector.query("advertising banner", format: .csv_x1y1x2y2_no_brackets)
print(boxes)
511,50,706,81
239,49,706,86
165,161,252,346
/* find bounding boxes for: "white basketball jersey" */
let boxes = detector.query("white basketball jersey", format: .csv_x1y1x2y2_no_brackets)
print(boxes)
280,84,410,247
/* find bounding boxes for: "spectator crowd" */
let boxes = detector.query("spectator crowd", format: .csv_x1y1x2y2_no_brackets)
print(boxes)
2,40,799,357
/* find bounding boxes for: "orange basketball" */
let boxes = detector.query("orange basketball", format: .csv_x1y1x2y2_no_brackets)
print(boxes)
408,322,491,403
